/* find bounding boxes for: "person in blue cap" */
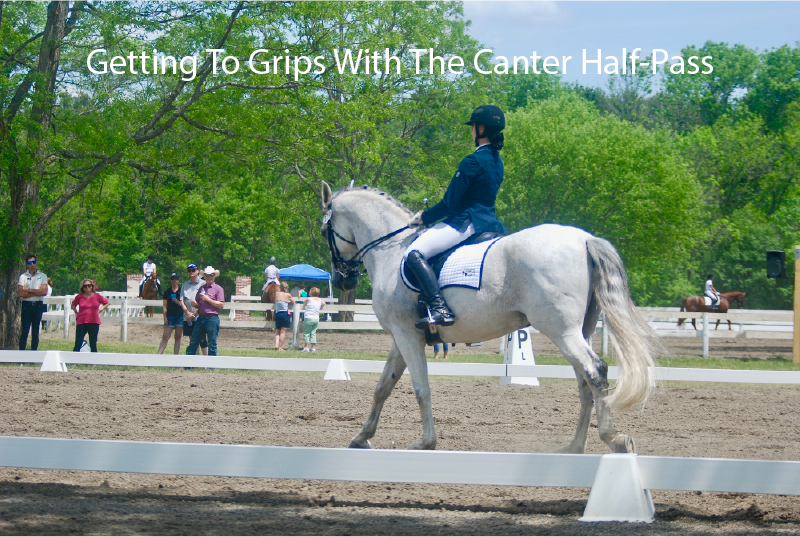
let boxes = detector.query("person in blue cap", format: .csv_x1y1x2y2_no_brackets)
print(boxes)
404,105,507,329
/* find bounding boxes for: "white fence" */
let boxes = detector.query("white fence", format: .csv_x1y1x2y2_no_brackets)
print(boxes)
42,295,793,358
1,436,799,523
3,350,800,522
3,350,800,385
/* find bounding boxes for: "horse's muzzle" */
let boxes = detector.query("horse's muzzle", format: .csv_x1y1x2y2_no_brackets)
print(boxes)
332,271,359,291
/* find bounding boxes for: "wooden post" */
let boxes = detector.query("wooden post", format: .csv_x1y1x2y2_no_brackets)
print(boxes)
793,245,800,364
62,296,70,339
601,312,609,357
120,296,128,343
702,312,709,358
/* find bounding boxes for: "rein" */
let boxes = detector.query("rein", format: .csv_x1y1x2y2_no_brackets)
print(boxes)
326,213,411,280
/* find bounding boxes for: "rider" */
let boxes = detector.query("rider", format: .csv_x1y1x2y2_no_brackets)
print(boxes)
405,105,507,329
704,273,720,309
140,254,160,296
263,256,280,294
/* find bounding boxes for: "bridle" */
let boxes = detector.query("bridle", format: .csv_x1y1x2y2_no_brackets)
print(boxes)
324,208,411,286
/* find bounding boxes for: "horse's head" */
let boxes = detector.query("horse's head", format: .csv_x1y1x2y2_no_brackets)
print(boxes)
321,181,361,291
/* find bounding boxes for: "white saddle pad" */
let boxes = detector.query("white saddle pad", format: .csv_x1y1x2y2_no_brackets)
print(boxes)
704,296,712,306
401,237,502,293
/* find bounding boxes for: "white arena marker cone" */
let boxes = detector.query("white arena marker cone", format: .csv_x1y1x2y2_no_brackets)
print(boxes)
500,327,538,386
323,359,350,381
40,351,67,372
581,453,654,523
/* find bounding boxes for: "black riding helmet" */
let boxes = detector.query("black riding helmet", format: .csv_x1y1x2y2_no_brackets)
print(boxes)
465,105,505,130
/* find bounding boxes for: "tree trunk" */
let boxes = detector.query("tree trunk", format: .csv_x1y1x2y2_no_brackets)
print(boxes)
0,268,21,350
335,288,355,322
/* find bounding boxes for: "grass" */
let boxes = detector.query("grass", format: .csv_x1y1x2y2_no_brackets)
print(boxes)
29,338,800,372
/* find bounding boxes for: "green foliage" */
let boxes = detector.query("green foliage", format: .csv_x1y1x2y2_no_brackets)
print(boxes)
499,95,703,305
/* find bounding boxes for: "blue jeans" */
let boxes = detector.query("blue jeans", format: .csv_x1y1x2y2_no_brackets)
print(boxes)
20,301,45,350
186,315,219,356
434,342,449,353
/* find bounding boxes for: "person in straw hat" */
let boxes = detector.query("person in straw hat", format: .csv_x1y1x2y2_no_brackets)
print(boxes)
185,266,224,356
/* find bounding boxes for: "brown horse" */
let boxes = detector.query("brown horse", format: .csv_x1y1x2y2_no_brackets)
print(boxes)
261,282,279,323
677,290,747,330
140,271,159,317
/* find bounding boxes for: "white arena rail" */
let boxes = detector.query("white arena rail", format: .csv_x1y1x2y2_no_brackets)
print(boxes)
1,435,799,523
2,351,800,384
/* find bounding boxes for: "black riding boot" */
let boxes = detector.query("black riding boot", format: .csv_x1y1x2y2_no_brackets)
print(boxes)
406,250,455,330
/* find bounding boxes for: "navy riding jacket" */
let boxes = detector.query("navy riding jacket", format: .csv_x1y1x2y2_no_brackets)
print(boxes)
421,144,507,235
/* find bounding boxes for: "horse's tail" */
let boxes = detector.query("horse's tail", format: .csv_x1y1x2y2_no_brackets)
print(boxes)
587,238,663,411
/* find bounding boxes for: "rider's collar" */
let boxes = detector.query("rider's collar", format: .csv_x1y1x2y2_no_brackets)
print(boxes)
474,143,490,152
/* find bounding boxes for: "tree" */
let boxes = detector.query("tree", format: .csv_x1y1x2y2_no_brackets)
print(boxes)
659,42,759,131
0,1,302,347
744,44,800,132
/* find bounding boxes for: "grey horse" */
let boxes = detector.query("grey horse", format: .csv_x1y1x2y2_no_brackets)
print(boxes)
321,182,661,454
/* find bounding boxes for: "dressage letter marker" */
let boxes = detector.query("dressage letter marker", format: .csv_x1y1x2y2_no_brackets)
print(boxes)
501,328,539,386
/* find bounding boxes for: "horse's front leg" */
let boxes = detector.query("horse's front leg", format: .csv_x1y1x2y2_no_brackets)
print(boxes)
349,342,406,449
394,335,437,450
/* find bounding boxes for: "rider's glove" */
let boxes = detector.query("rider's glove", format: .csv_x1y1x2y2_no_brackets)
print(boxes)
409,211,424,228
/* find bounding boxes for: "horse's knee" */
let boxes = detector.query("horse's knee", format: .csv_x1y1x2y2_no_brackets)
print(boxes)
412,383,431,405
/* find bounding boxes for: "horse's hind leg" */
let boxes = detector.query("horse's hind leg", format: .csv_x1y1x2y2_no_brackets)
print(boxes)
550,333,635,454
349,342,406,449
555,372,594,454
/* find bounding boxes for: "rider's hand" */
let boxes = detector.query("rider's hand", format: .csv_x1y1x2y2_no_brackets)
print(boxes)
409,210,424,228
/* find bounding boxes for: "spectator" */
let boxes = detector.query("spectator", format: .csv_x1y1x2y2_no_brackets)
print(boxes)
71,278,109,352
433,342,449,360
180,264,208,355
274,281,295,351
299,284,308,298
18,254,48,350
186,266,224,356
158,273,184,354
301,286,324,352
140,254,160,296
290,283,302,298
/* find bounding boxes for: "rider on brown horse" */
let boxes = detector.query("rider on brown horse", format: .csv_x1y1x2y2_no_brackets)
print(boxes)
261,257,281,322
704,274,720,311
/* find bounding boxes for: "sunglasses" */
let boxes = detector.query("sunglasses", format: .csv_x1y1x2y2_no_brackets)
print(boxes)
188,268,198,272
204,273,215,277
82,284,92,288
27,260,37,265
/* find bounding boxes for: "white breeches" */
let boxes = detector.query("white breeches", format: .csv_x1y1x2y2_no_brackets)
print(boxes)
404,222,475,260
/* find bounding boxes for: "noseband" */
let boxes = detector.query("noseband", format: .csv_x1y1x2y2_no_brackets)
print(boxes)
325,210,410,283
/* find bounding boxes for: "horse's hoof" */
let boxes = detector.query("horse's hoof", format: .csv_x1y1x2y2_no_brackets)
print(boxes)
611,435,636,453
348,439,371,449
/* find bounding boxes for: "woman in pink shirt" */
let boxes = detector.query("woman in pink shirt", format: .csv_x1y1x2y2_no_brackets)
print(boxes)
71,278,109,352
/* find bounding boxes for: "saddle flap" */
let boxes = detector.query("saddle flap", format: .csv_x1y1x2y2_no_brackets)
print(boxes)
402,233,503,292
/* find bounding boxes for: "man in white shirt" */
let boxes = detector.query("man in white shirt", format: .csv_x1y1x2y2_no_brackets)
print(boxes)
18,254,48,350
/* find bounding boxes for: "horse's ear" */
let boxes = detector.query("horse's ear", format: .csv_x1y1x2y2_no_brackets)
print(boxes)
321,181,333,209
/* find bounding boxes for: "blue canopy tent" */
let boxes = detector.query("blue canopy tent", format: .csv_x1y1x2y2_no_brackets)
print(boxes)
278,264,333,301
279,264,331,282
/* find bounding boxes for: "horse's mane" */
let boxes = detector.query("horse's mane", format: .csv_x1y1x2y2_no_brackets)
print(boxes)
332,185,414,218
